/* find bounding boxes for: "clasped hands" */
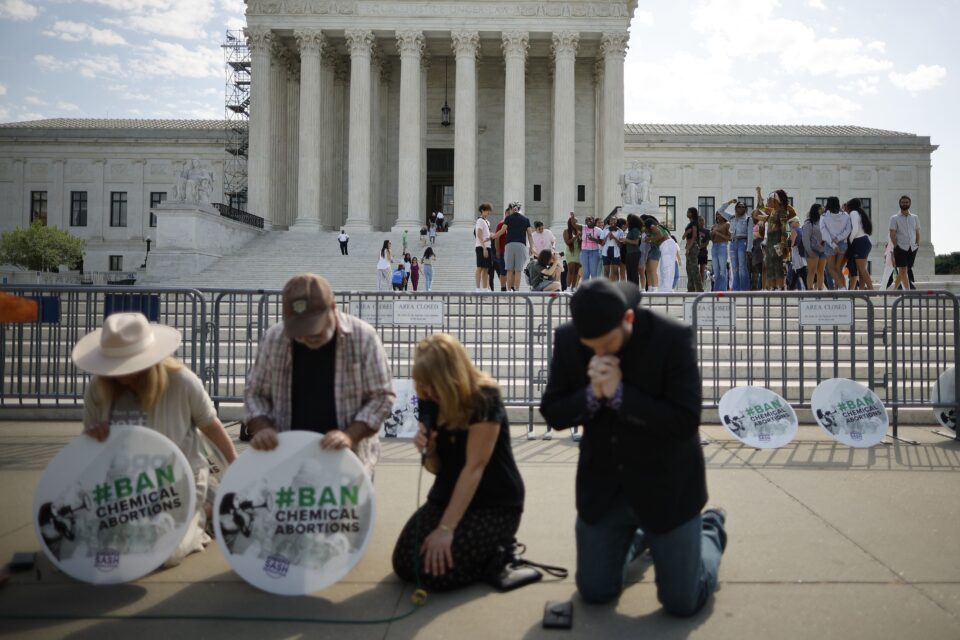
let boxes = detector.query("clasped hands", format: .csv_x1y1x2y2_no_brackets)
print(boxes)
248,417,354,451
588,354,622,400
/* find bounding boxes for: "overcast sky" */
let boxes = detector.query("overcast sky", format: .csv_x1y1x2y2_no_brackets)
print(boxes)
0,0,954,252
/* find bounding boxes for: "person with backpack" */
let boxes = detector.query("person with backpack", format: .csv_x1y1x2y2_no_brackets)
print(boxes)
847,198,874,290
391,264,406,291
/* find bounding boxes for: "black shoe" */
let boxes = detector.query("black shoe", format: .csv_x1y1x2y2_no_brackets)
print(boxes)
702,506,728,551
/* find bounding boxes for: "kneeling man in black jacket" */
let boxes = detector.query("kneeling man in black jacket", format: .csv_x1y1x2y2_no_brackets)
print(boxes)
540,279,726,616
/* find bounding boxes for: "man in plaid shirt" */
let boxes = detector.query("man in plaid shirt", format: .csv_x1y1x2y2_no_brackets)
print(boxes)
244,273,395,478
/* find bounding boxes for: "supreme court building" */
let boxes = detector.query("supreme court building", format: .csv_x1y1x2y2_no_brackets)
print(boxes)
0,1,938,276
243,0,633,232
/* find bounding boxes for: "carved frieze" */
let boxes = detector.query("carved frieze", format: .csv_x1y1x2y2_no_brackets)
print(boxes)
27,162,49,181
107,160,132,182
247,1,629,19
853,169,875,184
815,169,833,185
737,169,756,182
0,160,11,181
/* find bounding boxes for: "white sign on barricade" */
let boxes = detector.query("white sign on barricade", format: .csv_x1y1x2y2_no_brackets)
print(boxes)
930,367,957,432
393,300,444,326
214,432,375,596
811,378,888,447
33,426,196,584
381,378,420,438
684,300,736,328
799,299,853,327
358,301,394,325
719,387,798,448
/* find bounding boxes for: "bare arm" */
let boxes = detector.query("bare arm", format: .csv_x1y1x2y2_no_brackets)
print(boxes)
199,418,238,464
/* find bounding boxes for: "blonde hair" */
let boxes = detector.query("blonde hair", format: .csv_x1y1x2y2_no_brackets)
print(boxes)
412,333,497,429
93,357,183,413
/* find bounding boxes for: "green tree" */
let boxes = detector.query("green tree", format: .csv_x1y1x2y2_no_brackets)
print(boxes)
0,221,85,272
935,253,960,275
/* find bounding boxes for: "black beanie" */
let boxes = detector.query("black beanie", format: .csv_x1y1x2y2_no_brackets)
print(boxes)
570,279,628,339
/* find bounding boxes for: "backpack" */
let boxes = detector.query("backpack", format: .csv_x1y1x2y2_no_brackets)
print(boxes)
795,227,806,258
523,258,538,287
391,268,405,286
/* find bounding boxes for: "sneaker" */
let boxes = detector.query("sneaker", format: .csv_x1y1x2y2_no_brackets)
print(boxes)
526,430,538,441
541,431,553,441
702,505,728,551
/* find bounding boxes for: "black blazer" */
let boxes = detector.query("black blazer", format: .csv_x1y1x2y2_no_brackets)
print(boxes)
539,306,707,533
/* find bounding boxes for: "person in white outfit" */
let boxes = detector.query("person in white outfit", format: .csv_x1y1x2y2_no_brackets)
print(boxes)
658,236,680,292
377,240,393,291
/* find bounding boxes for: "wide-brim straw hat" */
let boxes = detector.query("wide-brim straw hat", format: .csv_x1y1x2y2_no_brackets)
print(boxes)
72,312,181,377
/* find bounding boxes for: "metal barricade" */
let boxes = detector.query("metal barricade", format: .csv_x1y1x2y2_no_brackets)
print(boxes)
889,291,960,436
690,291,876,409
0,285,206,406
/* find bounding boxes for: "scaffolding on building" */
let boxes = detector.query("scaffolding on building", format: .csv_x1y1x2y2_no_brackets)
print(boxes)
222,29,250,212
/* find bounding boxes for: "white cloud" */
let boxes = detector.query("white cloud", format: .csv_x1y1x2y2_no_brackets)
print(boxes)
633,10,654,26
889,64,947,93
128,40,222,79
690,0,891,79
43,20,128,46
23,95,44,106
807,0,825,9
57,101,80,112
94,0,216,40
0,82,6,96
34,53,123,78
0,0,39,21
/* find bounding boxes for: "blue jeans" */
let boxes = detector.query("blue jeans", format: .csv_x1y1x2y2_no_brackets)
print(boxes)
729,238,749,291
423,264,433,291
581,249,601,281
575,495,725,617
712,242,728,291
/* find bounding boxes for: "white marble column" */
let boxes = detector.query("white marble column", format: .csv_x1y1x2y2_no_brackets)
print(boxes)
293,30,325,231
600,32,628,219
551,31,579,227
318,49,336,229
344,29,374,230
268,42,287,228
244,27,272,227
593,57,604,218
369,47,383,230
393,30,425,232
419,52,430,225
332,57,348,229
285,62,300,229
502,31,528,213
452,30,480,225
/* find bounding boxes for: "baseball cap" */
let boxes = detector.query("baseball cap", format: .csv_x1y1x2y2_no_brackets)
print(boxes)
282,273,335,339
570,279,628,339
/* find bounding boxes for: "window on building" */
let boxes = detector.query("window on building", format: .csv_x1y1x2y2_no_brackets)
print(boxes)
533,184,542,202
577,185,586,203
788,196,794,207
110,192,127,227
739,196,755,212
659,196,676,230
858,197,871,219
815,197,830,209
698,196,715,221
30,191,48,225
109,255,123,271
70,191,88,227
149,191,166,227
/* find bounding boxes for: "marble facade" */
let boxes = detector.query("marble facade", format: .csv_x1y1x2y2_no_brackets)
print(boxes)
243,0,634,232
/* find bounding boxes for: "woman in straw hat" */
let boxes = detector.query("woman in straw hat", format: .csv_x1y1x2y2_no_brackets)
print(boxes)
72,312,237,566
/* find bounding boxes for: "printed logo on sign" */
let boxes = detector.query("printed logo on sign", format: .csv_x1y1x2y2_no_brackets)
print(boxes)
95,548,120,572
263,553,290,579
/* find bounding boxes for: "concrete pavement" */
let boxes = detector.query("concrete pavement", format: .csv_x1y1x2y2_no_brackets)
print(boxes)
1,420,959,639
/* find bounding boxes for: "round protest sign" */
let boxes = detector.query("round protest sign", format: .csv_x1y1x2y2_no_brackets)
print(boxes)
930,367,957,432
214,432,376,596
719,386,798,448
811,378,888,447
33,425,196,584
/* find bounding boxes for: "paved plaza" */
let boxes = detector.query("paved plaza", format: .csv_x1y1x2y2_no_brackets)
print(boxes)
1,419,959,639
